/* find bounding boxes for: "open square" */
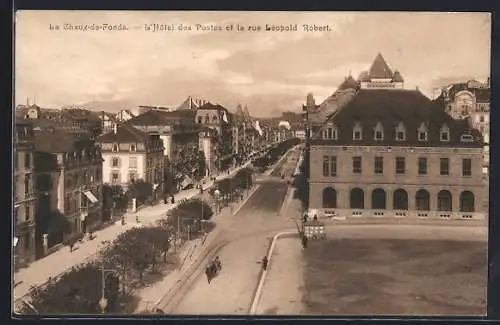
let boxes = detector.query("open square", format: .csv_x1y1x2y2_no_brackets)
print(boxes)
303,237,487,316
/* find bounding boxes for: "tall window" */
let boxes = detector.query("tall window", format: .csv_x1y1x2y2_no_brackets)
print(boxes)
417,123,428,142
24,152,31,169
352,156,362,174
130,144,136,152
129,157,138,169
322,156,329,177
330,156,337,176
353,124,362,141
395,157,405,174
112,144,119,152
396,131,405,141
374,156,384,174
111,157,120,168
327,128,333,139
440,158,449,175
462,158,472,177
24,175,30,195
25,205,30,222
129,172,136,183
418,157,427,175
112,172,120,184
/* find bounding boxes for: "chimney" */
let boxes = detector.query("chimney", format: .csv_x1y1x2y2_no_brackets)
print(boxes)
113,123,118,134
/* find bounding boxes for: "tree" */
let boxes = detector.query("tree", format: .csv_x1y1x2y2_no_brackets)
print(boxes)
21,263,121,314
166,198,214,239
127,180,153,206
101,226,171,285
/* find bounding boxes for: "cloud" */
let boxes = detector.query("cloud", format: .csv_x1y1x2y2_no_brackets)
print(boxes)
15,11,490,117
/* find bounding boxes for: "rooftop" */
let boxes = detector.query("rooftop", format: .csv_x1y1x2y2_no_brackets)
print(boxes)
314,89,482,147
97,124,149,143
368,53,394,79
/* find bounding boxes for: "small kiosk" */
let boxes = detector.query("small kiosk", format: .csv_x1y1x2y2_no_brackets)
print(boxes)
303,220,326,240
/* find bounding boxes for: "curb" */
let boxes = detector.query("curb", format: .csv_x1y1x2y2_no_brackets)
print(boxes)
232,185,261,216
248,231,298,315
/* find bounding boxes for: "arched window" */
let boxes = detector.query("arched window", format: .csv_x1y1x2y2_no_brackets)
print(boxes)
393,189,408,210
417,123,428,142
371,188,386,209
204,116,210,124
197,116,202,123
350,188,364,209
112,144,118,152
322,187,337,209
437,190,452,211
415,189,430,211
212,115,218,122
440,124,450,142
395,122,406,141
459,191,475,212
373,122,384,141
352,123,363,141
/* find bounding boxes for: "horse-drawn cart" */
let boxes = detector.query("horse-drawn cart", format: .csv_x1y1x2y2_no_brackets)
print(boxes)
205,257,222,284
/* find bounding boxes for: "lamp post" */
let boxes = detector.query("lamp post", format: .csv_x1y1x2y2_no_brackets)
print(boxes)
99,266,120,314
213,189,221,214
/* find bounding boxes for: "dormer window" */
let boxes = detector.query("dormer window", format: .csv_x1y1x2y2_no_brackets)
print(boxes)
112,144,119,152
353,123,362,141
440,124,450,142
130,144,136,152
323,124,338,140
373,122,384,141
417,123,428,142
395,122,406,141
460,134,474,142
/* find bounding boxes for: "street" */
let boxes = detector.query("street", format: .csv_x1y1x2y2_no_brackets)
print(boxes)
13,163,252,303
161,147,303,314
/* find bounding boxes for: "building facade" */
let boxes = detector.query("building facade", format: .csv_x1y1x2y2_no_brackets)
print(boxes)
434,79,490,167
306,54,487,221
195,102,234,173
98,125,164,197
13,120,37,266
33,127,103,254
125,109,200,192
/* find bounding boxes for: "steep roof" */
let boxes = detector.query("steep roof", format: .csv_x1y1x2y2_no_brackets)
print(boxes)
97,124,148,143
33,128,80,153
314,89,482,147
337,75,359,90
368,53,394,79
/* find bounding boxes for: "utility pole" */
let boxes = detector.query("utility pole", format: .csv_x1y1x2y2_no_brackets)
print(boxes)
302,93,317,213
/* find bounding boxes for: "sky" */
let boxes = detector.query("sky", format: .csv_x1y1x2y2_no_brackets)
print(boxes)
15,11,491,117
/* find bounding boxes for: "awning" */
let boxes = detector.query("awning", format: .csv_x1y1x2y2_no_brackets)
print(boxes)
84,191,99,203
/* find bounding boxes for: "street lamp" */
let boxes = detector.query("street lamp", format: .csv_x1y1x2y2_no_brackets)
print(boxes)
213,189,221,214
99,266,120,314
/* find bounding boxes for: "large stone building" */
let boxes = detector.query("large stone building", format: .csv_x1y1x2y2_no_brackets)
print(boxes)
98,125,164,198
125,108,200,192
306,54,487,221
434,79,490,167
33,127,103,255
13,119,37,266
195,102,234,173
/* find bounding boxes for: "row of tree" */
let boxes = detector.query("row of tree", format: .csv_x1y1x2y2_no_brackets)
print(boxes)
209,167,254,202
20,198,214,315
253,138,300,168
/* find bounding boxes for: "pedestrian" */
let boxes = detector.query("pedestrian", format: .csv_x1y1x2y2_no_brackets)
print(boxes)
171,196,175,204
69,242,75,252
262,256,268,271
164,196,167,204
302,235,308,249
121,216,125,225
136,215,139,223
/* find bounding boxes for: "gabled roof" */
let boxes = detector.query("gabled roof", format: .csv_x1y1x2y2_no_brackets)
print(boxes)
368,53,394,79
97,124,148,143
314,89,482,147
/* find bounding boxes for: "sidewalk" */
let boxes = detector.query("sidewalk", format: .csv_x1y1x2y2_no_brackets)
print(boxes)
134,205,236,313
13,162,250,302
